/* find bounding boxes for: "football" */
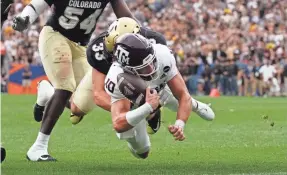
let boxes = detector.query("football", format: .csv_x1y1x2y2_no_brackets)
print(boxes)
117,72,147,106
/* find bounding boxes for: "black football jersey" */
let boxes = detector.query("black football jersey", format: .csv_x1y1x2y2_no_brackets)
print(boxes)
1,0,13,23
45,0,110,46
87,27,167,75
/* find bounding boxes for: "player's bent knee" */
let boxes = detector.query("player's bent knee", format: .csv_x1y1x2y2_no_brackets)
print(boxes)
70,102,86,117
70,102,86,125
138,151,149,159
135,145,150,159
128,144,150,159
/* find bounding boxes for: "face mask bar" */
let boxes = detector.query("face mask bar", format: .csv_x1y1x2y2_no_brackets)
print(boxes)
126,53,159,81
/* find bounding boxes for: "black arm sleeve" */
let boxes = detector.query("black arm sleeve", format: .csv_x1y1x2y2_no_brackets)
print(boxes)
87,38,112,75
87,53,111,75
140,27,167,46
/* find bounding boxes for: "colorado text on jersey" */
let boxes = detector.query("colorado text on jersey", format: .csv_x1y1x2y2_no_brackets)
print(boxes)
68,0,102,9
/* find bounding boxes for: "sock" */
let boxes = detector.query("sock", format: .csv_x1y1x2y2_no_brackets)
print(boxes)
191,98,198,110
36,81,54,106
36,95,48,106
32,132,50,152
66,100,71,109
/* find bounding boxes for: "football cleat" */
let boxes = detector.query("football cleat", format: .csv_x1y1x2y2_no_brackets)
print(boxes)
147,109,161,134
70,114,83,125
27,143,56,162
26,154,57,162
193,101,215,121
1,146,6,163
33,104,45,122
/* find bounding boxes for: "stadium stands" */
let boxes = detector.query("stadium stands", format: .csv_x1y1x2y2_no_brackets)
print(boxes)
1,0,287,96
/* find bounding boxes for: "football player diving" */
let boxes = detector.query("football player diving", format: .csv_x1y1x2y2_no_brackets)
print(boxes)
105,33,213,159
12,0,136,161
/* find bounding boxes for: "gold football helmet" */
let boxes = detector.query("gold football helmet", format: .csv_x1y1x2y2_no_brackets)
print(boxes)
104,17,141,52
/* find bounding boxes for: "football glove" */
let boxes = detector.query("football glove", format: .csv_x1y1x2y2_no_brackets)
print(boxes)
12,16,30,32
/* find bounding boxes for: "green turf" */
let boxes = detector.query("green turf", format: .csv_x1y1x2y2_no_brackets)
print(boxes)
1,95,287,175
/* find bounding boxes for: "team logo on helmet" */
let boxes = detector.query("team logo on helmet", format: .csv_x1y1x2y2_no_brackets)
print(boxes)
115,45,130,65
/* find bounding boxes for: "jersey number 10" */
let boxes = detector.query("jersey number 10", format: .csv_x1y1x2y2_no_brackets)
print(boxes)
59,7,103,34
105,78,115,93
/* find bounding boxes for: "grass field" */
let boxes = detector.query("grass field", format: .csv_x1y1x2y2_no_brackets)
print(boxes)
1,95,287,175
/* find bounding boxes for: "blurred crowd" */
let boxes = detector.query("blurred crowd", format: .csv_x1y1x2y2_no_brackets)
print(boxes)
1,0,287,96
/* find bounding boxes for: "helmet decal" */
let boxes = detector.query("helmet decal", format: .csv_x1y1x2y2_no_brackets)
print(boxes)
114,45,130,65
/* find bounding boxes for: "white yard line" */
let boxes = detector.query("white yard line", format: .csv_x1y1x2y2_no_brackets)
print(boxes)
230,172,287,175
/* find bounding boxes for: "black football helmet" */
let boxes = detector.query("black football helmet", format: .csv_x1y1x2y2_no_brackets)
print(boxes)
114,33,158,81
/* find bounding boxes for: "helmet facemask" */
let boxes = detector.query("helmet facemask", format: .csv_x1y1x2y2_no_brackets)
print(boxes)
125,52,159,81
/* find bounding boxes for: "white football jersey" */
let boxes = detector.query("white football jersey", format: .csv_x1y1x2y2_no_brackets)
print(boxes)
105,44,178,103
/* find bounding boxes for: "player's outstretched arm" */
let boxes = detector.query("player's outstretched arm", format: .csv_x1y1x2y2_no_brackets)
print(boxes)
111,98,133,133
111,88,159,133
167,73,192,141
12,0,49,31
168,73,192,123
92,69,112,112
110,0,135,19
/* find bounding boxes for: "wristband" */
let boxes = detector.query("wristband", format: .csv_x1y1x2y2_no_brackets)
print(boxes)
126,103,153,126
21,5,38,24
150,105,161,114
21,0,49,24
174,120,185,129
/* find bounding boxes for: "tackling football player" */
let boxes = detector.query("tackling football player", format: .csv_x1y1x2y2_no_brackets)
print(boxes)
105,33,215,159
12,0,135,161
36,18,215,136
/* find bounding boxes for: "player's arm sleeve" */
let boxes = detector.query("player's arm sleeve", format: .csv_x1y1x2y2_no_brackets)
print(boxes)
152,31,167,45
87,56,111,75
20,0,50,24
87,43,111,75
143,27,167,45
